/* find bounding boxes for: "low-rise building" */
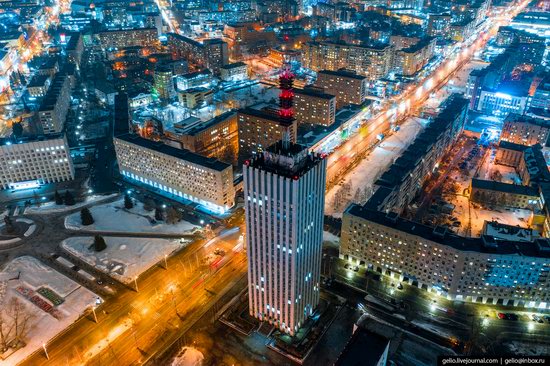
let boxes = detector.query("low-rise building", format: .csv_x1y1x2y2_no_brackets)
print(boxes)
114,133,235,214
340,205,550,308
220,62,248,82
27,74,51,98
500,114,550,147
94,80,118,106
294,88,336,126
470,178,539,209
177,87,213,109
164,111,238,164
0,135,74,190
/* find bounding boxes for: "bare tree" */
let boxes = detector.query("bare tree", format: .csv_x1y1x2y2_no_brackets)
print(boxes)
0,298,33,352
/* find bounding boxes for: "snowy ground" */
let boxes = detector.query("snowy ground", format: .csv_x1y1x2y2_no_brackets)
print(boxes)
171,346,204,366
443,145,532,237
0,256,98,365
451,195,532,237
64,199,198,234
24,194,118,215
325,116,429,217
61,237,187,284
505,340,550,356
323,231,340,246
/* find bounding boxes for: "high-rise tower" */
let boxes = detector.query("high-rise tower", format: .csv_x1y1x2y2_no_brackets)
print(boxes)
243,141,327,335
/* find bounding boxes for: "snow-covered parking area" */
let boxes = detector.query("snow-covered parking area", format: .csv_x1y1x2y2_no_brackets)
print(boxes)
64,199,198,234
0,256,98,365
61,237,188,284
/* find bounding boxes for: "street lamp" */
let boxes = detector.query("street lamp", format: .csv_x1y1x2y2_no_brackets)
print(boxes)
164,254,168,269
134,276,139,292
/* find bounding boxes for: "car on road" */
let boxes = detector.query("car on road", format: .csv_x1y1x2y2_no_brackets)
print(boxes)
497,312,507,319
506,313,518,320
532,314,544,323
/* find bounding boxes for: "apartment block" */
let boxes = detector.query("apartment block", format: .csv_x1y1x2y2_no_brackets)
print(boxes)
0,135,74,189
315,69,367,109
114,133,235,214
294,88,336,126
340,205,550,308
303,41,393,82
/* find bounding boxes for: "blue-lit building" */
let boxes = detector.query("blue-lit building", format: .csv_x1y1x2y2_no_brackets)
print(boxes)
114,133,235,214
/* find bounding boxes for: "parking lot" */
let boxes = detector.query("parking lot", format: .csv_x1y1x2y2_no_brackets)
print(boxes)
410,135,534,237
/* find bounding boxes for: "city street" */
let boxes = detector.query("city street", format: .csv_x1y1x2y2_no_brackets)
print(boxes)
0,196,248,366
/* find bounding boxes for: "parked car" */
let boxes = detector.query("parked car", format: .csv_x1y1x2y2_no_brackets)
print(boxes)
532,314,544,323
506,313,519,320
497,312,506,319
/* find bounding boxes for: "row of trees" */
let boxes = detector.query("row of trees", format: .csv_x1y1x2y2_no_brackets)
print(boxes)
54,190,75,206
80,195,183,227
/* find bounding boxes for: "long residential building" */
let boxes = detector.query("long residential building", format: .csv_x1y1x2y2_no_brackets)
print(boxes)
167,33,229,74
244,140,327,335
341,205,550,308
367,95,469,214
303,41,393,82
96,27,158,49
114,133,235,214
38,72,72,135
0,135,74,190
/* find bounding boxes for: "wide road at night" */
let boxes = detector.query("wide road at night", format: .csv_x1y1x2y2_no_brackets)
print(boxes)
321,0,530,189
20,226,247,366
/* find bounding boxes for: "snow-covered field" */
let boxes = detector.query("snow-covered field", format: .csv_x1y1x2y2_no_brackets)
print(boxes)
171,346,204,366
325,116,429,217
25,194,118,214
0,256,98,365
65,199,198,234
61,237,187,284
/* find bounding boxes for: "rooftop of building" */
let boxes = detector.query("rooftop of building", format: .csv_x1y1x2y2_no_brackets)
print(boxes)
0,133,66,147
400,37,435,54
307,40,392,51
177,69,212,80
471,178,539,196
345,204,550,258
115,133,231,172
297,104,366,147
334,327,389,366
95,79,118,94
28,74,50,88
170,110,236,136
221,61,247,70
522,144,550,183
245,140,325,179
238,107,295,127
317,69,367,81
98,27,157,34
293,87,335,100
483,220,539,242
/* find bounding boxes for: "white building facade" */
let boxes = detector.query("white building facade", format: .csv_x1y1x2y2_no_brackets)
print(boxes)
114,134,235,214
0,136,74,189
341,204,550,309
243,141,327,335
